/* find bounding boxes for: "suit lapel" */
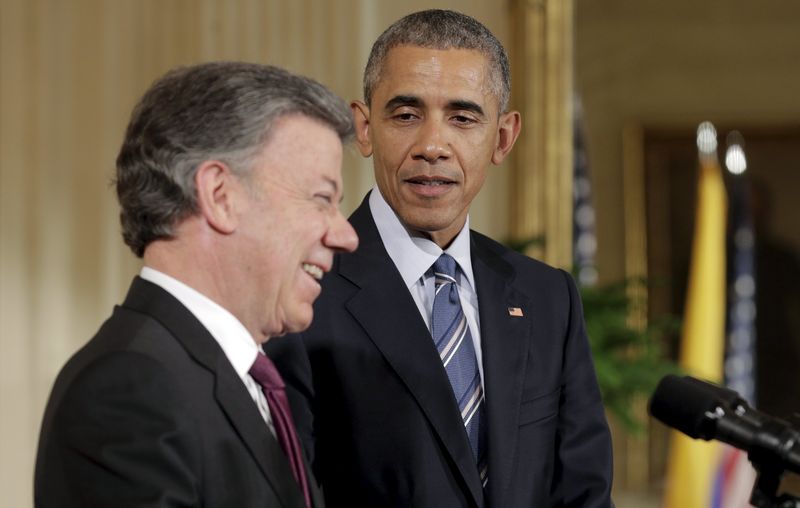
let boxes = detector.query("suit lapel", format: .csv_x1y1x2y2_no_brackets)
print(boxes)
470,236,533,506
303,453,325,508
122,278,306,508
213,363,306,507
341,200,484,506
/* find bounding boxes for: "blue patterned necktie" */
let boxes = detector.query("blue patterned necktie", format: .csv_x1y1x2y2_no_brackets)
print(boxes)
431,253,488,486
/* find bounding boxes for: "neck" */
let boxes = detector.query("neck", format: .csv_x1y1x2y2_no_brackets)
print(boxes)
143,225,232,320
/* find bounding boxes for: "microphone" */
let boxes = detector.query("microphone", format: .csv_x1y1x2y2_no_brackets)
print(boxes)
649,374,800,474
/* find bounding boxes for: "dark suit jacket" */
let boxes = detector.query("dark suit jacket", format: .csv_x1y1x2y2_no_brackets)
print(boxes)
267,196,614,508
35,277,323,508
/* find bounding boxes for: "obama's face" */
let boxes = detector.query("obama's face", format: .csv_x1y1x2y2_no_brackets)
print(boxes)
352,45,520,248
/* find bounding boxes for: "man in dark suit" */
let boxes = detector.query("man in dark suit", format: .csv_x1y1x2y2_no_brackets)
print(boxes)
268,10,614,508
34,62,358,507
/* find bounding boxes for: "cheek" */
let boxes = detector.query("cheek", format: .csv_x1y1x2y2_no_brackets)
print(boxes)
296,216,331,248
460,128,497,155
375,133,410,166
374,162,395,190
468,166,488,186
461,165,488,200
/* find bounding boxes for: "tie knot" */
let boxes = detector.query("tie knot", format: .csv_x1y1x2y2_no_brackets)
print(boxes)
249,353,285,390
432,253,458,279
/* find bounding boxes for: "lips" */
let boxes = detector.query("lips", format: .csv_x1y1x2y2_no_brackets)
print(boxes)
405,175,455,185
404,175,457,197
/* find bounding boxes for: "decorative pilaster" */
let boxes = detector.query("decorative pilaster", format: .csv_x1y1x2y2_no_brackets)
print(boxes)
508,0,574,268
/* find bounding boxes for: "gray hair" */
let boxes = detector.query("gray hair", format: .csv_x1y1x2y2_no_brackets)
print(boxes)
115,61,353,257
363,9,511,112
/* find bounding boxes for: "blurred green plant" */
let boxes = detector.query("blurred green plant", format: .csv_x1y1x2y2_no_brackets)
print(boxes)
578,277,681,433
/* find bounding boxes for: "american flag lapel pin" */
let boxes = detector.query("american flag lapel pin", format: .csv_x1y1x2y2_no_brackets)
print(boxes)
508,307,523,317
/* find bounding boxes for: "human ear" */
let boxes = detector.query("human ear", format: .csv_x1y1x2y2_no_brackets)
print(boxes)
351,100,373,157
492,110,522,165
194,161,239,234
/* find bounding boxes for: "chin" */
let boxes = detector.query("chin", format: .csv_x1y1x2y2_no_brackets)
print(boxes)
399,210,452,230
284,311,314,334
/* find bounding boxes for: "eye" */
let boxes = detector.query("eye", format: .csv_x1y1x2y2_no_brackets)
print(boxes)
451,114,477,126
390,108,420,123
314,193,334,206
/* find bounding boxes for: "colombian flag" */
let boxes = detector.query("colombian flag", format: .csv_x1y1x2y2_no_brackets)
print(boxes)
663,128,728,508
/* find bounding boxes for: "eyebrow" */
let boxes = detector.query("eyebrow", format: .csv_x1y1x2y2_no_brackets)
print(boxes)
384,95,422,112
448,100,485,117
383,95,485,118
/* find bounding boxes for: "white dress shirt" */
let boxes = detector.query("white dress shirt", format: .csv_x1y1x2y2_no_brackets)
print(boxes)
140,266,275,436
368,187,485,385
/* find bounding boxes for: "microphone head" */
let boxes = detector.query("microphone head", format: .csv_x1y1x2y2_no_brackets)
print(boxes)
649,375,724,440
682,375,747,409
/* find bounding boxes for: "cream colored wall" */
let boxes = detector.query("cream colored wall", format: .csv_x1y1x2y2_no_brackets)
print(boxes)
576,0,800,285
0,1,512,505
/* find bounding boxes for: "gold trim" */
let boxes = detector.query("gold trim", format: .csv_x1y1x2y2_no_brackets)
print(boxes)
622,123,648,328
508,0,574,268
620,122,652,490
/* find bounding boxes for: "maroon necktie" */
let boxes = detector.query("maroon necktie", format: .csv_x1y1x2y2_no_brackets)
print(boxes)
249,352,311,508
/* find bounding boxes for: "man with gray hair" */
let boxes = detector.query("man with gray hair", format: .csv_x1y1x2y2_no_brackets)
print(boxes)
34,62,357,507
269,9,614,507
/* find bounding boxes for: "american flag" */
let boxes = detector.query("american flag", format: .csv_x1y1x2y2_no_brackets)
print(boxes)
712,138,757,508
572,95,597,287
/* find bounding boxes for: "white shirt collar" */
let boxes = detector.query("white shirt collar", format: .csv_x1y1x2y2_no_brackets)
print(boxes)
369,186,475,289
139,266,259,378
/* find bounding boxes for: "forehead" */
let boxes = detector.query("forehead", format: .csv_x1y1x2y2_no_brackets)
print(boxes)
374,46,496,110
256,115,343,187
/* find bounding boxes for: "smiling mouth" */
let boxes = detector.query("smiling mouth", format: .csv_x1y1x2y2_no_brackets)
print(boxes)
302,263,324,281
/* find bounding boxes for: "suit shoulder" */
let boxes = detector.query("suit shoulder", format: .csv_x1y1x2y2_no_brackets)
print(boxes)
35,347,202,507
83,305,192,363
46,347,187,424
42,308,194,425
471,230,570,281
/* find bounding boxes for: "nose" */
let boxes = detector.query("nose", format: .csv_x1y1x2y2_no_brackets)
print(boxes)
325,210,359,253
411,118,452,163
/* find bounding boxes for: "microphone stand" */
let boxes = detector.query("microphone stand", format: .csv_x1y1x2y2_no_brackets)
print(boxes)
749,417,800,508
749,463,799,508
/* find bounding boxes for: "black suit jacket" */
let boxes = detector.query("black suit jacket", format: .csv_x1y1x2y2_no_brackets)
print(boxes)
35,277,323,508
268,196,613,508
